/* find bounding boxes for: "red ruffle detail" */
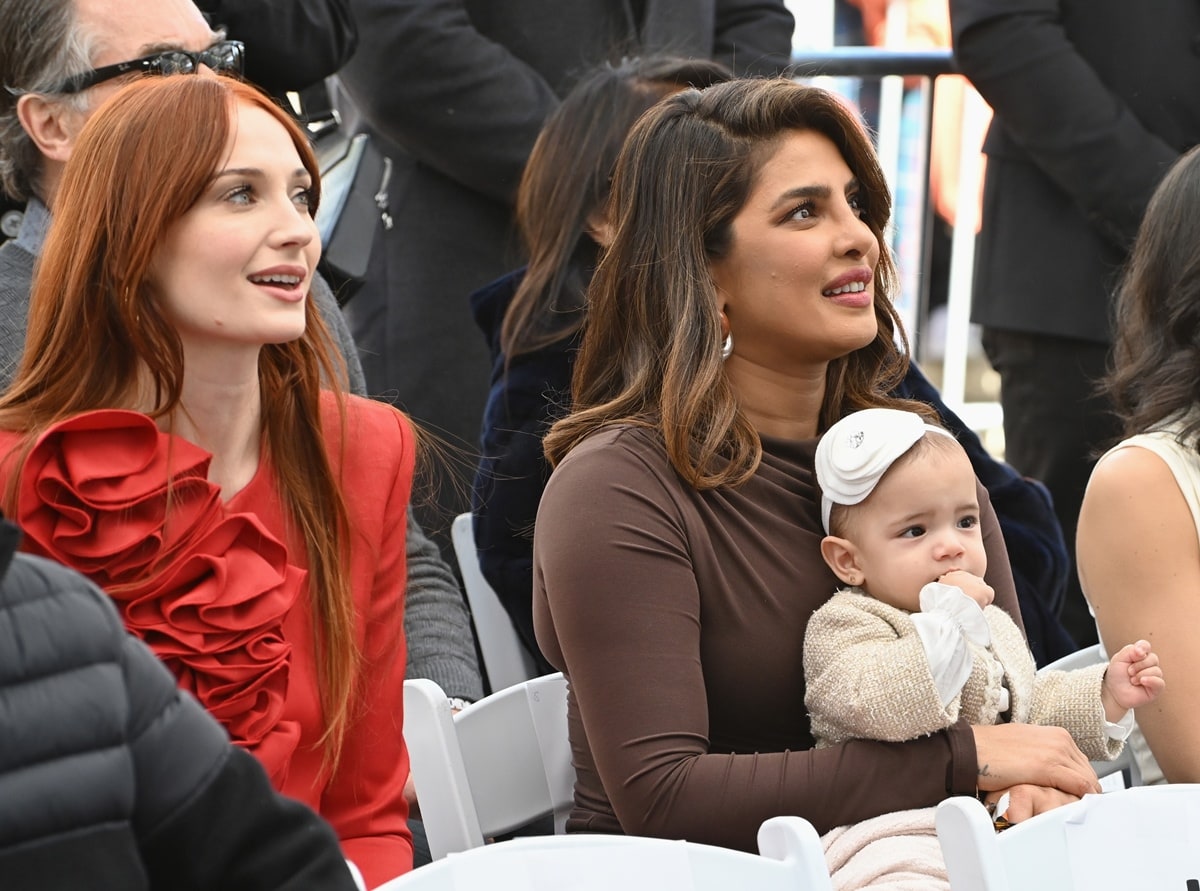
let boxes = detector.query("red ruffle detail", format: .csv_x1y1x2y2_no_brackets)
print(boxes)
13,410,303,778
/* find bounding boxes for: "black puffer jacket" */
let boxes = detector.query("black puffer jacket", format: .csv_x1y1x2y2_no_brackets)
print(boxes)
0,519,358,890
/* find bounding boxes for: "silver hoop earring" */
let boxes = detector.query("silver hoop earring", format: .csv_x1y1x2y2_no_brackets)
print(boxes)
721,333,733,360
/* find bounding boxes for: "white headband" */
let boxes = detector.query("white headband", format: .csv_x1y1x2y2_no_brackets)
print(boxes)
816,408,955,534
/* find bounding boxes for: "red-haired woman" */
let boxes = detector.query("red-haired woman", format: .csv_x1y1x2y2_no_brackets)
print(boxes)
0,75,413,888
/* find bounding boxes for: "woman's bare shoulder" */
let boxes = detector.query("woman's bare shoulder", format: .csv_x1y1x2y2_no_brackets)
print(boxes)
1086,443,1181,501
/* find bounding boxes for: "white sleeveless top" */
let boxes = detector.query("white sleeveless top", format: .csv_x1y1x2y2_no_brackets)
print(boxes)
1092,418,1200,786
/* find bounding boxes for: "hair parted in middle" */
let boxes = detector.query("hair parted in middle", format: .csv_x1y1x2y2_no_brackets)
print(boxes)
543,77,918,488
0,73,360,764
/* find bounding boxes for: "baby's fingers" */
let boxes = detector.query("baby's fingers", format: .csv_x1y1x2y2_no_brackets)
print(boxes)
1133,664,1165,690
1125,650,1160,679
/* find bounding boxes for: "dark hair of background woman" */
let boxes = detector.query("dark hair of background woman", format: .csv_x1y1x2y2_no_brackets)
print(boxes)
501,56,732,361
1106,145,1200,451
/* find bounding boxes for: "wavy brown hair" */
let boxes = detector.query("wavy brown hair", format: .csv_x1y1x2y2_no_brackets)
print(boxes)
0,74,359,764
502,55,732,360
544,78,918,487
1106,145,1200,452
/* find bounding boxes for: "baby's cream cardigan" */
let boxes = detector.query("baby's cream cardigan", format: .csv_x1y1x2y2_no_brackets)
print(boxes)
804,589,1120,761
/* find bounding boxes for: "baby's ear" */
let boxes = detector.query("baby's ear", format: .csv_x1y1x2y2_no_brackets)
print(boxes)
820,535,864,587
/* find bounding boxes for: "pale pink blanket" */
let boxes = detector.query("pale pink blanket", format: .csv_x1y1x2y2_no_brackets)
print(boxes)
821,807,949,890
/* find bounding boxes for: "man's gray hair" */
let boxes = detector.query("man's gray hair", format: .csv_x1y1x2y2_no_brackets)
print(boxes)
0,0,96,201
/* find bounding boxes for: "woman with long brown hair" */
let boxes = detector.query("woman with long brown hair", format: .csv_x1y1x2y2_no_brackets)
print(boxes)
0,74,414,886
470,55,733,674
533,78,1100,851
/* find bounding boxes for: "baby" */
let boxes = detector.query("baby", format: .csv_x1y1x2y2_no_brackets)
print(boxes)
803,408,1164,758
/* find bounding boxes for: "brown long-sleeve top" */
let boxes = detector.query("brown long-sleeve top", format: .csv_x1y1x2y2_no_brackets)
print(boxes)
533,424,1024,852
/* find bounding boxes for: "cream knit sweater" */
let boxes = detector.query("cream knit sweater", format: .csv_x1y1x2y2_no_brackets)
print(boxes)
804,589,1121,761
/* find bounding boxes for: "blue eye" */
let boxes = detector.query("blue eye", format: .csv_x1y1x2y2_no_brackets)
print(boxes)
957,515,979,530
223,184,253,205
293,187,314,207
900,526,925,539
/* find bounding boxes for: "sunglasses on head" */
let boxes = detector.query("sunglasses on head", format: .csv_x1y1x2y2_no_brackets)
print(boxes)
52,39,245,95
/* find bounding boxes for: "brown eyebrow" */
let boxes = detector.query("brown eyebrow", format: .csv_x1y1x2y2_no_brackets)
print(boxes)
214,167,311,181
768,178,862,213
890,510,930,527
769,185,828,213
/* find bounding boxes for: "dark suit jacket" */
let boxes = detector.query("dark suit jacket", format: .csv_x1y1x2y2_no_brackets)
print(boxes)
951,0,1200,343
335,0,795,454
195,0,357,93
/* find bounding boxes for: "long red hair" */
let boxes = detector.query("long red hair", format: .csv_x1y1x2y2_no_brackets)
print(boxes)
0,74,359,764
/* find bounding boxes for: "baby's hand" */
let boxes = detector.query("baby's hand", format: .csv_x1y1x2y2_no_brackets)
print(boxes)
1102,640,1165,717
938,569,994,609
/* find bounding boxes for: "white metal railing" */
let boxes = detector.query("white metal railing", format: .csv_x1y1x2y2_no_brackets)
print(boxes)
786,0,1000,439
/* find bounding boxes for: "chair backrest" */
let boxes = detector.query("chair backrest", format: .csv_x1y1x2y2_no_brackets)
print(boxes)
404,672,574,860
1038,642,1102,672
450,512,538,692
937,785,1200,891
374,815,834,891
1036,643,1140,788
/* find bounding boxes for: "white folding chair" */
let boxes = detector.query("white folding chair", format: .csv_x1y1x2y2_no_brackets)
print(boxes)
404,672,574,860
375,815,833,890
450,512,538,692
937,784,1200,891
1037,643,1141,787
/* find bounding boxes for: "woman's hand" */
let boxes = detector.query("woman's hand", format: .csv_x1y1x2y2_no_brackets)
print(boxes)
982,784,1081,824
972,723,1100,797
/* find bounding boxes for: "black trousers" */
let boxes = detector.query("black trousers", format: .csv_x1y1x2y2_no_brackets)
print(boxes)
982,328,1122,648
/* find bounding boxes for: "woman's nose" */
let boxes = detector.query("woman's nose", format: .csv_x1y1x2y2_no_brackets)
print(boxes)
271,200,316,248
836,208,876,260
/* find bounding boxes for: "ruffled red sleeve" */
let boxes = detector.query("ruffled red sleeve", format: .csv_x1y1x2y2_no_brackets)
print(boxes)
10,410,304,779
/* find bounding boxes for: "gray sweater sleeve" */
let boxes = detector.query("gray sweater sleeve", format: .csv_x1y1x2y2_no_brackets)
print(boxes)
403,506,484,702
311,272,368,397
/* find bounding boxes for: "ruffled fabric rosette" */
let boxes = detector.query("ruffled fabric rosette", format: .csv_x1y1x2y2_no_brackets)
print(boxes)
815,408,956,533
11,410,304,779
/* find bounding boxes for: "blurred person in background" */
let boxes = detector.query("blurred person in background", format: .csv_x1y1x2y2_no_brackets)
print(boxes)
950,0,1200,648
335,0,797,559
470,55,735,675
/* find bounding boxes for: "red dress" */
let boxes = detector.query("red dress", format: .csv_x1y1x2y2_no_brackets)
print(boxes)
0,392,415,887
